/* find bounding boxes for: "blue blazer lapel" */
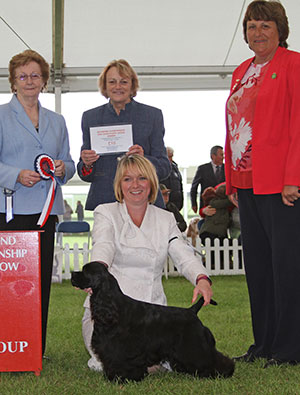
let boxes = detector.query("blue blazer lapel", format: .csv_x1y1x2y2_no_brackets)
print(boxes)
10,95,41,143
38,105,50,139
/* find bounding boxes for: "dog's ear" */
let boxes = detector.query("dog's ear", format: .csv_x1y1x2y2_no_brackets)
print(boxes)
87,262,120,327
85,262,121,295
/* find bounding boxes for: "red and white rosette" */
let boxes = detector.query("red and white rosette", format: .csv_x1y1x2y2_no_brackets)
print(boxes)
34,154,57,227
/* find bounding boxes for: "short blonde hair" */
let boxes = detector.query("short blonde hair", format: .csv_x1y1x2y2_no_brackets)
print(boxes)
98,59,139,98
114,155,158,204
8,49,50,92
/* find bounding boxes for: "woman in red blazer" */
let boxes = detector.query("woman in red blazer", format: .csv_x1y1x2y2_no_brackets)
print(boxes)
225,1,300,367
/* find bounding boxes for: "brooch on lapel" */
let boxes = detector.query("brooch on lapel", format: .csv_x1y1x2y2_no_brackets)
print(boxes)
232,79,240,91
271,72,277,79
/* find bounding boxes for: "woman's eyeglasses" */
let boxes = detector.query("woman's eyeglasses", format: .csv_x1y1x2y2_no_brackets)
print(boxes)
16,73,42,81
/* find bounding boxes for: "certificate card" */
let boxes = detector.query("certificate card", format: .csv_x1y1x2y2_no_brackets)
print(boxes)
90,124,133,155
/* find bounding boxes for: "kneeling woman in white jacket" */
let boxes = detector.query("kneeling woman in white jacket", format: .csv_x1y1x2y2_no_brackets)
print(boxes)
81,154,213,371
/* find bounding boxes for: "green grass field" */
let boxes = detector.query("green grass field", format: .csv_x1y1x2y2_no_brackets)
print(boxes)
2,275,300,395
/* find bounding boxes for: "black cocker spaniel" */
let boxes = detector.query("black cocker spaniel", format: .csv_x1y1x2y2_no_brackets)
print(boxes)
71,262,234,382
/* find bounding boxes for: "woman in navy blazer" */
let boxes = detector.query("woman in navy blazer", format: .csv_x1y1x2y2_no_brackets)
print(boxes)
0,50,75,355
77,59,170,210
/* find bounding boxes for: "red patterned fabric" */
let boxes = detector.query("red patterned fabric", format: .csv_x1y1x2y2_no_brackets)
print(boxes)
227,62,269,189
81,165,93,176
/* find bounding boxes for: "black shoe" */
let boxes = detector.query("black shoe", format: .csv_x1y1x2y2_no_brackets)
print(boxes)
233,352,256,363
264,358,297,368
263,358,284,368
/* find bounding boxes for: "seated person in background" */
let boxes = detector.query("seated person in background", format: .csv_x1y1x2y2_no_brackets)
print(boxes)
201,192,241,242
160,183,187,232
199,184,232,245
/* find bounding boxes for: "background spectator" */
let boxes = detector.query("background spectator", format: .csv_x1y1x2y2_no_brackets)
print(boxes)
75,200,84,221
63,199,73,221
160,183,187,232
199,184,232,245
190,145,225,212
161,146,184,210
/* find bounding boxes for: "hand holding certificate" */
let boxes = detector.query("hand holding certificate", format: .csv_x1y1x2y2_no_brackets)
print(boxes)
90,124,133,155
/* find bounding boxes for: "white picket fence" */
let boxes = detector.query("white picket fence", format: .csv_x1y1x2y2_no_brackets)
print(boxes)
52,242,90,283
165,237,244,278
52,237,244,283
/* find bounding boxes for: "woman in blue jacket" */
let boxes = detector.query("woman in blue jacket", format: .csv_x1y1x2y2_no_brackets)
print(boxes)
77,59,170,210
0,50,75,355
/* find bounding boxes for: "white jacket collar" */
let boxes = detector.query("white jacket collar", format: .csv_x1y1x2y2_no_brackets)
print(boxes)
118,202,158,253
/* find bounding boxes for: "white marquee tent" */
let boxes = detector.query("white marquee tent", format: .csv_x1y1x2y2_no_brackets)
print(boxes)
1,0,300,105
1,0,300,210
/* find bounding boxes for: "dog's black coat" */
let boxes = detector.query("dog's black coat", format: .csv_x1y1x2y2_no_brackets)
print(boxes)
71,262,234,382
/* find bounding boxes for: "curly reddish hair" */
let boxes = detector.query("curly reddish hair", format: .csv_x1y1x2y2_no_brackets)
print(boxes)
201,187,216,206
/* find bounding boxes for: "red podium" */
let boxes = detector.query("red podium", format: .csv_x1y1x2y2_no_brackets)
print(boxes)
0,231,42,375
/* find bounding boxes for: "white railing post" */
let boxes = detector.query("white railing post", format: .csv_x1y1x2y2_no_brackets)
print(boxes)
223,238,230,271
63,243,71,280
52,241,92,282
82,242,90,265
73,243,80,272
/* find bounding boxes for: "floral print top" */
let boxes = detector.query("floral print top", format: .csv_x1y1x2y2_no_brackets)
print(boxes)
227,61,269,189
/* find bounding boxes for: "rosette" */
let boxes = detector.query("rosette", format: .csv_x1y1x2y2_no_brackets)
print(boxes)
34,154,55,180
34,154,57,227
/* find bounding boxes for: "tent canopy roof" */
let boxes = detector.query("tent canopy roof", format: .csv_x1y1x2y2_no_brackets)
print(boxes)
1,0,299,93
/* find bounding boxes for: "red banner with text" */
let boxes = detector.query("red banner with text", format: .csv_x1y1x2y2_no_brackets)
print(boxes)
0,231,42,375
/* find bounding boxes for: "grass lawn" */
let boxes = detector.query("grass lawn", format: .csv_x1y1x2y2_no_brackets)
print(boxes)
1,275,300,394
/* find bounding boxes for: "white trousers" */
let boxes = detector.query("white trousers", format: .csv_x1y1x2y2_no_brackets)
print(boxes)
82,307,103,370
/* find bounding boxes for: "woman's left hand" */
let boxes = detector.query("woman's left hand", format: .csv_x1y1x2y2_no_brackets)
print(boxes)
127,144,144,156
281,185,300,206
192,279,213,306
228,192,239,207
54,160,65,178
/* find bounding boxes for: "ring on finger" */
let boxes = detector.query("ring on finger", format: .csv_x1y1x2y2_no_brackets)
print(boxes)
29,181,33,185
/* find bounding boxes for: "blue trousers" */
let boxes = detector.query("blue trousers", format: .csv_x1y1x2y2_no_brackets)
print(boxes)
238,189,300,361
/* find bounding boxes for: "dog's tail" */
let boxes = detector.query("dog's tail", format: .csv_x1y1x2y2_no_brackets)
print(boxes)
190,297,217,314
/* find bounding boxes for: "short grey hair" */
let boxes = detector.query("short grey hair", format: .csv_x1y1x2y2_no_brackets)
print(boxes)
166,146,174,155
210,145,223,157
